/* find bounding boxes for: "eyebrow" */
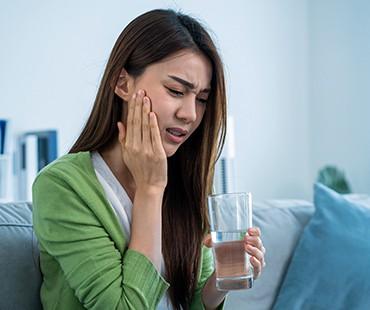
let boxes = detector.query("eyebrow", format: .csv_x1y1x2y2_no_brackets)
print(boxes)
167,75,210,93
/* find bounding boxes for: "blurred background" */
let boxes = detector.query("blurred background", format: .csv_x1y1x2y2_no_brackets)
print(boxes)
1,0,369,202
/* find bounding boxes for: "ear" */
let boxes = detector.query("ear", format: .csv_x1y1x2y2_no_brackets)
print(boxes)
114,68,133,101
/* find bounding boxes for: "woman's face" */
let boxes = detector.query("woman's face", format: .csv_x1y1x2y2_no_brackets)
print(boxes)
117,50,212,157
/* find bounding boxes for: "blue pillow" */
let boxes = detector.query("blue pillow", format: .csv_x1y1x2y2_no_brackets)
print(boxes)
273,183,370,310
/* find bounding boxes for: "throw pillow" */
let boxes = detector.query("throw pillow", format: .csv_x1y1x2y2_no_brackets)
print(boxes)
273,183,370,310
225,200,314,310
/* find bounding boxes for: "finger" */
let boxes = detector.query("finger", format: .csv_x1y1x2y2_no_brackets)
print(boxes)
133,90,144,148
250,256,262,280
117,122,126,145
142,96,151,149
125,92,136,146
248,227,261,237
261,246,266,255
244,235,263,249
203,234,212,248
150,112,165,156
245,244,264,262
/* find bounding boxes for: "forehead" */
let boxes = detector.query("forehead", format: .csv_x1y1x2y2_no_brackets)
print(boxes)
145,50,212,89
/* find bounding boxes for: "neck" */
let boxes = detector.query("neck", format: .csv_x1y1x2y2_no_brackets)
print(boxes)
99,141,136,201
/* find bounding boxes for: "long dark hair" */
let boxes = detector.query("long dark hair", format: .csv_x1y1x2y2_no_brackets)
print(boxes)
70,9,227,309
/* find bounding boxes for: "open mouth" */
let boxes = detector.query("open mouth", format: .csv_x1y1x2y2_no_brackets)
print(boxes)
166,128,186,137
165,128,187,144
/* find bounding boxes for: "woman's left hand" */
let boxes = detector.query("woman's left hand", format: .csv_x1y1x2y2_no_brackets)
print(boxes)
244,227,266,280
203,226,266,280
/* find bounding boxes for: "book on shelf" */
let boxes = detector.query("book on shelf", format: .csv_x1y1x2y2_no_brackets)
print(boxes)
17,130,58,201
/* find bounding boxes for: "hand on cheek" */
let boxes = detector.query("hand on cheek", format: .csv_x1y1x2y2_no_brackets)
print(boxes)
117,89,167,190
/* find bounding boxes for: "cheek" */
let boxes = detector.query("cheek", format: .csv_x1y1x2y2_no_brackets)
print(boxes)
146,92,172,127
198,105,206,118
194,106,206,127
135,85,161,112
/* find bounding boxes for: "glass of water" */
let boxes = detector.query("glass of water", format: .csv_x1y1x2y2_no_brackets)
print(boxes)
208,192,253,290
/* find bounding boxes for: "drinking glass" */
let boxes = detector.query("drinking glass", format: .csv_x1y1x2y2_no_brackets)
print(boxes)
208,192,253,290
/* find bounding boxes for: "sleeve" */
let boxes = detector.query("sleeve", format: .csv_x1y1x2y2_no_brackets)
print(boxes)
32,171,169,310
189,245,226,310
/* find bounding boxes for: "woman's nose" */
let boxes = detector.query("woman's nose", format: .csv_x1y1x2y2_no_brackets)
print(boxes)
175,97,197,123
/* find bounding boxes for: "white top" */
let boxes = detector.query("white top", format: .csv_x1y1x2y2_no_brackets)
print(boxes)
91,151,172,310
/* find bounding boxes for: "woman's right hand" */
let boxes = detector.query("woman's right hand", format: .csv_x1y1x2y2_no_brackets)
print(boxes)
117,89,167,192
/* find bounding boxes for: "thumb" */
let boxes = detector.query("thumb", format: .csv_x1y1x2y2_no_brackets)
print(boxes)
203,234,213,248
117,122,126,143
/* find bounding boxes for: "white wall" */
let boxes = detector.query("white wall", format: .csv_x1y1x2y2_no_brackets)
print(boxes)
226,1,310,200
1,0,368,201
308,0,370,194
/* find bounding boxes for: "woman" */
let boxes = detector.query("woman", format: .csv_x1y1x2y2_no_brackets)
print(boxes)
32,9,265,310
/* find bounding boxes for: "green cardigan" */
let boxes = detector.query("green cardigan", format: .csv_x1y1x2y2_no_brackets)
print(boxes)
32,151,219,309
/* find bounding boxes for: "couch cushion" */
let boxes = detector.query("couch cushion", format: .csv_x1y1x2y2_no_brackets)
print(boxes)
273,183,370,310
225,199,314,310
0,202,42,310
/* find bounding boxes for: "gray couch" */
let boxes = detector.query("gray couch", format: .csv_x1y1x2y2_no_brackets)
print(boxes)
0,202,42,310
0,200,314,310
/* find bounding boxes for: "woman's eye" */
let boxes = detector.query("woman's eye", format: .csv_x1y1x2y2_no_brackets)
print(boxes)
166,87,207,104
167,88,184,97
197,98,208,104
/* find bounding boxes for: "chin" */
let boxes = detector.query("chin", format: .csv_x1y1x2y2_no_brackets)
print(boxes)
163,143,180,158
165,148,178,158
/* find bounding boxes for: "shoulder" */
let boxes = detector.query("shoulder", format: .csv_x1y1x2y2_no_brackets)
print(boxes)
34,151,96,185
32,151,100,200
32,151,110,222
38,151,92,178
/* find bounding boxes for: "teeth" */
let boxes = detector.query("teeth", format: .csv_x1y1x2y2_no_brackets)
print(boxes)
167,129,183,137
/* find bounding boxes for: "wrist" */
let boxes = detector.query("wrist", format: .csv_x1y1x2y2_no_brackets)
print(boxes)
136,184,166,196
202,271,228,309
133,185,165,209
